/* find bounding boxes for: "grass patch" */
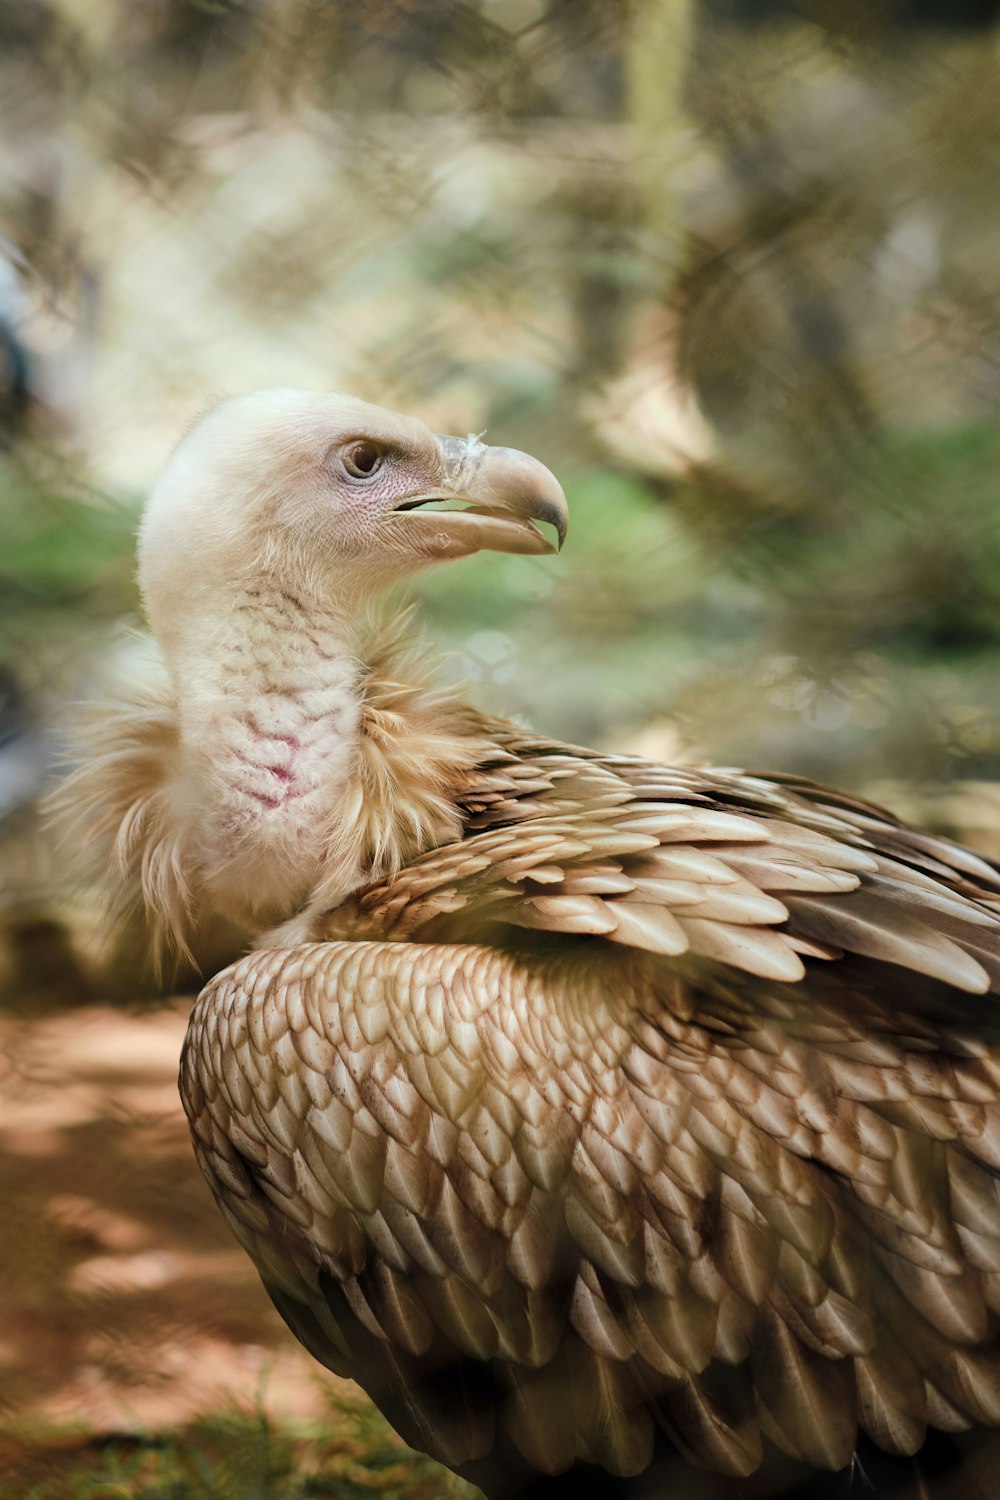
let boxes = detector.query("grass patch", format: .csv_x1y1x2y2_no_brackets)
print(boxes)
0,1396,475,1500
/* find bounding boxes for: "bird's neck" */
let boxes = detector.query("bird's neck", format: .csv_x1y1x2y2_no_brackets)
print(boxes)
149,585,494,947
169,584,364,931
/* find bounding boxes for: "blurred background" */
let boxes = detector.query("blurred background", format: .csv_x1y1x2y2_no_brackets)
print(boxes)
2,0,1000,1495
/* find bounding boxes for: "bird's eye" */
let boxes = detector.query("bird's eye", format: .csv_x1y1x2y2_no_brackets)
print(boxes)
341,441,384,480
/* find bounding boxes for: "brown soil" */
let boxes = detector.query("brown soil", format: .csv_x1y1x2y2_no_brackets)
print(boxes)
0,999,346,1434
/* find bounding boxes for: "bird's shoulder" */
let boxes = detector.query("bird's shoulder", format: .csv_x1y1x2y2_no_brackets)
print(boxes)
318,723,1000,996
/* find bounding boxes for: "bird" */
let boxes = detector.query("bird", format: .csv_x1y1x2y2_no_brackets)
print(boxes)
58,390,1000,1500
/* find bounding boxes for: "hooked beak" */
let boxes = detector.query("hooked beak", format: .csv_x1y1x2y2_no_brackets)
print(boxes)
390,432,568,558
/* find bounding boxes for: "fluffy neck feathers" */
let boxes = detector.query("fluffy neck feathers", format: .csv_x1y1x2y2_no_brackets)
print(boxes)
55,603,494,962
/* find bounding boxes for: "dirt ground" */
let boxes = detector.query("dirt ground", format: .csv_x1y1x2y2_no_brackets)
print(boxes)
0,997,345,1438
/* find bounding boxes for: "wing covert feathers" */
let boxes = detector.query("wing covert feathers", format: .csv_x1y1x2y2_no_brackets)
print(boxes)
314,738,1000,997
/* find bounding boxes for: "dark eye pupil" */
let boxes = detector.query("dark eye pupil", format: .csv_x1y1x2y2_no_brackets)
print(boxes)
345,442,381,477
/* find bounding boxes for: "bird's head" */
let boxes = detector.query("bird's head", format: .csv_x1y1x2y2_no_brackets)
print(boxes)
138,389,567,652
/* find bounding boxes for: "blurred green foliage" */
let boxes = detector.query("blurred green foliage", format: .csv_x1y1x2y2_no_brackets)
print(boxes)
0,467,134,684
0,0,996,797
421,415,1000,782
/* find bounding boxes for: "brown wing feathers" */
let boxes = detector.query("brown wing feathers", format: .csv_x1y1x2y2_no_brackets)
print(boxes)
181,733,1000,1489
325,735,1000,997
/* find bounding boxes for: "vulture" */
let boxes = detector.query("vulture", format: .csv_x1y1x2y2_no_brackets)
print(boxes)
62,390,1000,1500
